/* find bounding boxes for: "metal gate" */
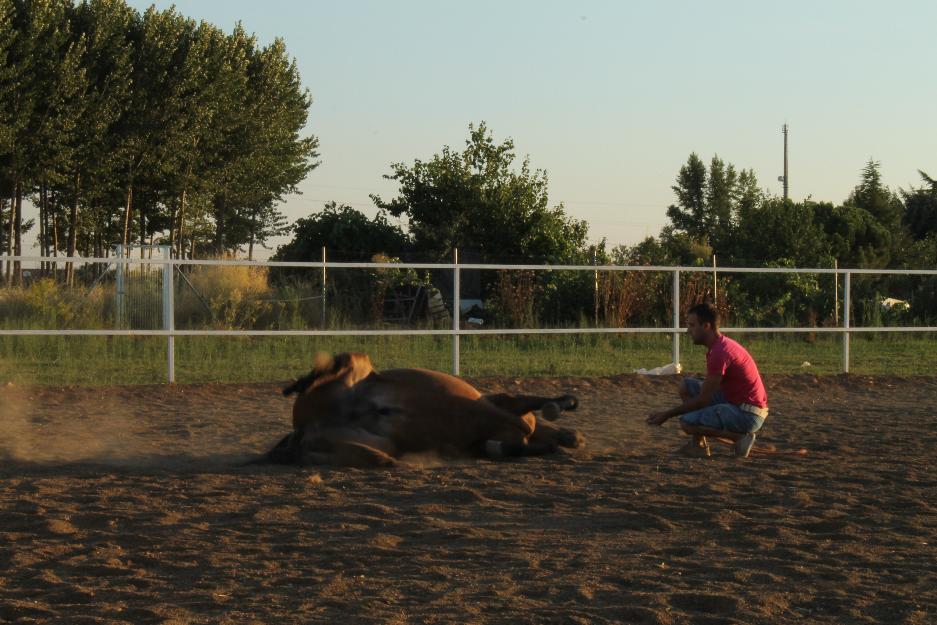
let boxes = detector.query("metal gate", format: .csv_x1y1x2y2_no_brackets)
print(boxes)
114,244,171,329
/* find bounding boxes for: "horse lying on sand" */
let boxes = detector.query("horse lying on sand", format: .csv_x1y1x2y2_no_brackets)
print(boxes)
257,352,584,467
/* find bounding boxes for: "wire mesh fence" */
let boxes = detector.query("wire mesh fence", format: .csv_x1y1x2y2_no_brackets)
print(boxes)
2,253,937,383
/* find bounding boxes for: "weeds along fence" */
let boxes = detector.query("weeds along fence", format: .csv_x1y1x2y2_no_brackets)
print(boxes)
2,252,937,383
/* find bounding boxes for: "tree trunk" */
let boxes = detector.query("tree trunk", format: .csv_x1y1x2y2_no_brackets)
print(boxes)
122,185,133,250
39,185,46,275
0,198,5,279
139,198,145,257
176,188,186,259
52,210,59,278
66,173,80,286
0,198,4,279
92,228,100,278
6,189,14,285
248,210,257,261
214,195,226,255
168,194,177,257
13,181,22,286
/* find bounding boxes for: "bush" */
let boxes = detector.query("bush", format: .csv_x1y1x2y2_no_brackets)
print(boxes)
0,279,110,329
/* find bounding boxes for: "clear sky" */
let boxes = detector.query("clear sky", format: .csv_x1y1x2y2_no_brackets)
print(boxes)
124,0,936,255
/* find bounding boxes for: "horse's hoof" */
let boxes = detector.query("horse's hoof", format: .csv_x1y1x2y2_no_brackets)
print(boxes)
542,402,562,421
558,395,578,411
557,429,585,449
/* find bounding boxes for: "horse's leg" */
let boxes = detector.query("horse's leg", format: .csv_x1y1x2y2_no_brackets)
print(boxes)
483,439,559,458
300,426,399,467
319,441,398,467
484,425,584,458
482,393,578,420
528,416,585,449
250,431,302,465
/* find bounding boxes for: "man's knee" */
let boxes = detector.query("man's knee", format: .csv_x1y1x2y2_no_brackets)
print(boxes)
680,377,701,401
678,412,700,433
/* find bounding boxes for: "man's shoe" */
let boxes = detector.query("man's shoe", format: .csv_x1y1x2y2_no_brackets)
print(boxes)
677,439,711,458
735,432,756,458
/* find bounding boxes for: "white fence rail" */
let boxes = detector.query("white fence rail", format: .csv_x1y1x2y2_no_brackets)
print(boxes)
2,254,936,383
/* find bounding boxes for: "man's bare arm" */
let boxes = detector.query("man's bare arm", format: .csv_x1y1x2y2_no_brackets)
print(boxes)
646,374,722,425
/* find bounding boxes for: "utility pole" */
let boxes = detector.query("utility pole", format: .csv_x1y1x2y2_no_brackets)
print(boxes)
780,123,789,200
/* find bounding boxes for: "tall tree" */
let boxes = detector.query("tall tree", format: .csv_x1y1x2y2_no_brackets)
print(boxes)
274,201,408,263
734,198,828,266
846,159,903,228
56,0,134,280
704,155,737,248
732,168,763,224
111,5,193,251
813,202,892,268
372,122,587,263
212,34,319,258
665,153,753,256
665,152,707,242
3,0,83,283
902,170,937,241
0,0,15,277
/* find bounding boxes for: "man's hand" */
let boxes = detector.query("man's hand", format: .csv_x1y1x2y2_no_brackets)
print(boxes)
646,411,670,426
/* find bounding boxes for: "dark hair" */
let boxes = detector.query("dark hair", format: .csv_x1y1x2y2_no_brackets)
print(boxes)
687,302,719,330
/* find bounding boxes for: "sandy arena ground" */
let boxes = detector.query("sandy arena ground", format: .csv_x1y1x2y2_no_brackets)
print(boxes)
0,374,934,624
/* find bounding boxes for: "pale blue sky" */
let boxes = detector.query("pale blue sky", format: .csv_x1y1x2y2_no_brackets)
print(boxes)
126,0,936,254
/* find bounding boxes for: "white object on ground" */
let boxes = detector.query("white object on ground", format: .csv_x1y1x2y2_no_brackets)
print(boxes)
634,363,683,376
881,297,910,311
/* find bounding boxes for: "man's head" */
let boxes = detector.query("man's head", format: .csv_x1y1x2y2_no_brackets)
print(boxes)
686,302,719,345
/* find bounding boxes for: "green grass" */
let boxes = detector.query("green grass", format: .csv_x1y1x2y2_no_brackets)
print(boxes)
2,331,936,386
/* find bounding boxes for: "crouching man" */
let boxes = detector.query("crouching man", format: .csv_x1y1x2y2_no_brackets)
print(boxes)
646,302,768,458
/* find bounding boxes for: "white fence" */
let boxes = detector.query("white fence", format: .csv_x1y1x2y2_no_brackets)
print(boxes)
2,253,937,383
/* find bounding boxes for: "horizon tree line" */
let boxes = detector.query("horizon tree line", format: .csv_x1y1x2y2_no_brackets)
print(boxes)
0,0,319,285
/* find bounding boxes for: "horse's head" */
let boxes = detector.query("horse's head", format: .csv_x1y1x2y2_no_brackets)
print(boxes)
284,352,376,431
282,352,375,397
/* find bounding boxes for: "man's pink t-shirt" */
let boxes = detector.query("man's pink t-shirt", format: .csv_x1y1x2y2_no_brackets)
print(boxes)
706,334,768,408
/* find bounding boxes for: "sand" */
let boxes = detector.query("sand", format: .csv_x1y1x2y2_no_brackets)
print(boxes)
0,374,934,624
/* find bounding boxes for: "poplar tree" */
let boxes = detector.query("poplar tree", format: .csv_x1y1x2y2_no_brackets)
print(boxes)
4,0,82,283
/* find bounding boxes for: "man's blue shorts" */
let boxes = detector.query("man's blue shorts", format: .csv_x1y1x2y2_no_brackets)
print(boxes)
679,377,765,434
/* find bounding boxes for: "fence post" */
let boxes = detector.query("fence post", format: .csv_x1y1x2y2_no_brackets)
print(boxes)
672,269,680,366
452,248,460,376
593,247,598,326
163,247,175,383
843,270,850,373
321,246,327,325
834,258,839,324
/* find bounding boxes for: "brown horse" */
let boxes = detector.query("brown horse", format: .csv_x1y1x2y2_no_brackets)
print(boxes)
259,352,584,467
